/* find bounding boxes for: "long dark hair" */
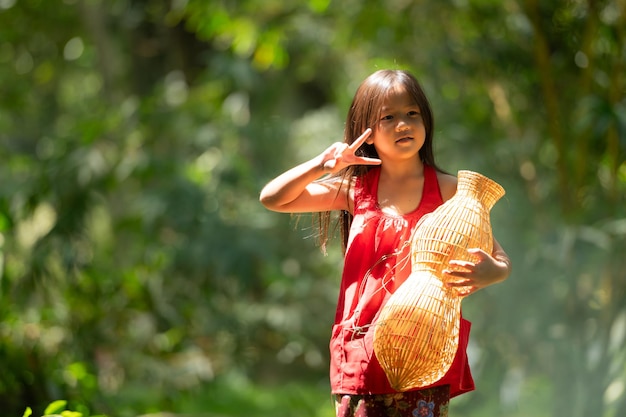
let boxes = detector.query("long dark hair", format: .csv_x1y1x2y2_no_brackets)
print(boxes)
315,69,443,253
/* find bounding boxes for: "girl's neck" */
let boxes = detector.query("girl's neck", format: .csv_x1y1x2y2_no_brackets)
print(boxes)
379,158,425,182
376,159,426,216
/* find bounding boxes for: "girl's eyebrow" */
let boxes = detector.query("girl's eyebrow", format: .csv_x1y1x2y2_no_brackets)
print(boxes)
380,105,421,113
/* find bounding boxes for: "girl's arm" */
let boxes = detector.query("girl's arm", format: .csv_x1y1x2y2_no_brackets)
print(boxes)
259,157,348,213
259,129,381,213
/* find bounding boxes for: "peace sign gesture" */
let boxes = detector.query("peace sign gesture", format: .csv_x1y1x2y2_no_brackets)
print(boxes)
259,128,382,213
320,128,382,173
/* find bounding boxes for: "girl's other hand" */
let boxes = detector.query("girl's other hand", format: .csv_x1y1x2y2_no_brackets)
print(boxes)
320,128,381,173
443,248,510,296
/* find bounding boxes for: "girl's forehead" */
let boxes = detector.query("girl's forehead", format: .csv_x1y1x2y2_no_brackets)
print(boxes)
381,85,417,109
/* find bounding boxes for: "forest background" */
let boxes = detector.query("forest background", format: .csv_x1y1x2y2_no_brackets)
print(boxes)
0,0,625,416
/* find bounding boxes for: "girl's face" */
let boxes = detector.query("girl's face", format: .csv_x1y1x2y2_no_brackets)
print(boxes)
367,85,426,162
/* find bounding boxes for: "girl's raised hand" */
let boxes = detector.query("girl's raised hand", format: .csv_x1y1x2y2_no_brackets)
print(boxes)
321,128,382,173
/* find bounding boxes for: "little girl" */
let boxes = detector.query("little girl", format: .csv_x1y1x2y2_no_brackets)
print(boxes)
259,69,511,417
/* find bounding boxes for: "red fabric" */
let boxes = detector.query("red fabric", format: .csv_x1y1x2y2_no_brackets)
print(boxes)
329,165,475,397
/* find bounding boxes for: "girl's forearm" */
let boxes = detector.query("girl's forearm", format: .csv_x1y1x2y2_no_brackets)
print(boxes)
259,156,327,210
492,239,512,282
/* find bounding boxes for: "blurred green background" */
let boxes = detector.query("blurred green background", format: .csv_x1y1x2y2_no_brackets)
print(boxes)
0,0,624,416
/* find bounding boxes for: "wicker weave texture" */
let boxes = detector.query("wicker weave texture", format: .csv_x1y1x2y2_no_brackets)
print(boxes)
373,171,505,391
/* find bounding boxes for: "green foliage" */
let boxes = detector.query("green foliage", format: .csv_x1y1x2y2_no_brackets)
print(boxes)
23,399,105,417
1,0,624,417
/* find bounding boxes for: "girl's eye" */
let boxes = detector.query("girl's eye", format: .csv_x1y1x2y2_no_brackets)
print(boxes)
408,111,420,116
381,115,393,121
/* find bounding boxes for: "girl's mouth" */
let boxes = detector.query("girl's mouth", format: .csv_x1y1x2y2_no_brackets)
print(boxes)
396,137,413,144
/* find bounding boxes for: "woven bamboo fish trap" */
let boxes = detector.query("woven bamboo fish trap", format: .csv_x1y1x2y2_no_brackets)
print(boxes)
373,170,505,391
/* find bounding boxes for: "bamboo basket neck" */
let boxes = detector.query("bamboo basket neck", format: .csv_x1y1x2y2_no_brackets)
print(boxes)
455,170,505,210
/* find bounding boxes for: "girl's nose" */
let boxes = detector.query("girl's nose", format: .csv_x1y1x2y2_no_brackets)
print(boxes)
396,119,410,131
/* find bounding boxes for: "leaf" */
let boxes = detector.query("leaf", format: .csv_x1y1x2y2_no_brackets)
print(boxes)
44,401,67,416
22,408,33,417
61,411,83,417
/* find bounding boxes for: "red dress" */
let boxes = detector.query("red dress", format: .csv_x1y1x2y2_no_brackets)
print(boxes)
329,164,475,397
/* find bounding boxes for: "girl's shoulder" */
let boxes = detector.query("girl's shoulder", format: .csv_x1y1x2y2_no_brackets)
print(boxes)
435,170,458,202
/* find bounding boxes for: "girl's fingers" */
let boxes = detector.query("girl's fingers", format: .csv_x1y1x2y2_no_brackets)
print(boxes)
467,248,489,260
456,286,477,296
348,129,380,165
323,159,337,170
321,129,379,171
446,279,473,287
443,269,469,278
348,128,372,151
359,156,382,165
446,259,475,272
